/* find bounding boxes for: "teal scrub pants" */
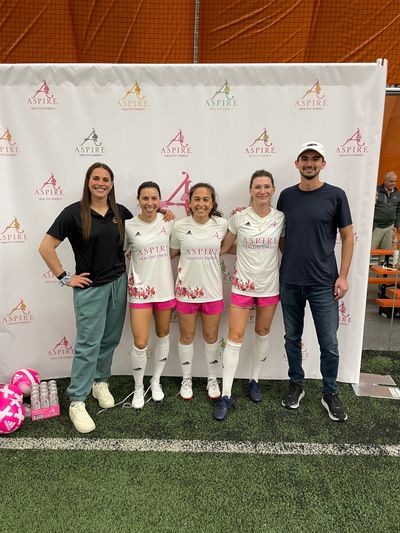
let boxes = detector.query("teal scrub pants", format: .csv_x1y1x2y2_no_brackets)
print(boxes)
67,273,127,402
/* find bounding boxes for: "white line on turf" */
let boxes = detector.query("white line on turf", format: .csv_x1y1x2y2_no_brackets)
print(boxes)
0,438,399,456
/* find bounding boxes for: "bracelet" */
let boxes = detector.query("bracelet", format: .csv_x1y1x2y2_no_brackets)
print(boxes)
56,271,67,280
58,272,72,286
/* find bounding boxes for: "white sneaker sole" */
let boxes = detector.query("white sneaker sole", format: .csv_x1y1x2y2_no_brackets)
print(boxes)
321,398,348,422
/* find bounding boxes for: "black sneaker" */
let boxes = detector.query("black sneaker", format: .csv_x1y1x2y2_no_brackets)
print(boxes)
321,393,348,422
248,379,262,403
282,381,305,409
213,395,235,421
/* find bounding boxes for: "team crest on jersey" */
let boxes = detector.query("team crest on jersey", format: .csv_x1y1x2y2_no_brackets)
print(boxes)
295,79,328,110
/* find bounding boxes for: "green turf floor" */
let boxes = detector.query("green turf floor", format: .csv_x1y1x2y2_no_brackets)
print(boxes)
10,350,400,444
1,350,399,533
1,451,399,533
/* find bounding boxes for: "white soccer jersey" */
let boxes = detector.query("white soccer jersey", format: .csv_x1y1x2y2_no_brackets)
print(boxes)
170,216,228,302
125,213,175,303
228,206,284,297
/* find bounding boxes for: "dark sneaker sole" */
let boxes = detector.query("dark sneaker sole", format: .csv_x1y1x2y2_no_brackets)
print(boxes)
281,390,305,409
321,398,348,422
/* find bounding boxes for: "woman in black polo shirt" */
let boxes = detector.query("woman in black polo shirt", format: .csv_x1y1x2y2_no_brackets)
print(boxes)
39,162,132,433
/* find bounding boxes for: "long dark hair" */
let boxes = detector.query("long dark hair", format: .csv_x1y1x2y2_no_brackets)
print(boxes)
188,182,223,218
80,162,124,243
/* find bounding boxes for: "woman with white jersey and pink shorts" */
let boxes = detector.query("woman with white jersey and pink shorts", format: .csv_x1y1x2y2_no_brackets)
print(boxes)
125,182,176,409
170,183,227,401
213,170,284,421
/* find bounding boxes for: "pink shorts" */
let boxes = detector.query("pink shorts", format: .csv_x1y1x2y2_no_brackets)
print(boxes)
129,298,176,310
176,299,224,315
231,293,280,308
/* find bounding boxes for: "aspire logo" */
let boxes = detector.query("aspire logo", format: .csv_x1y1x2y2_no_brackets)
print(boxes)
244,128,276,156
336,128,368,157
48,336,74,359
339,300,351,326
295,79,328,110
0,217,28,244
75,128,106,156
35,173,64,201
161,129,191,157
206,80,238,110
3,298,34,325
159,171,191,214
28,80,57,110
119,81,149,111
0,126,20,156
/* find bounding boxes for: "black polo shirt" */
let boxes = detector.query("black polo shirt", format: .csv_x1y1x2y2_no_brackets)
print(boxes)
47,201,133,286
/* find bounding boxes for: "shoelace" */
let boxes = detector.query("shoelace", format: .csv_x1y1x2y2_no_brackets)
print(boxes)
177,378,192,396
97,385,151,414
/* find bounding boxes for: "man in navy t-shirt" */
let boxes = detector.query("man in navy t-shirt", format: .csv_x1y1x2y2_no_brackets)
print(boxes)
277,141,353,422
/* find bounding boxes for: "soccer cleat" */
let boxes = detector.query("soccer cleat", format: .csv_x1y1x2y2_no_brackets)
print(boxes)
282,381,305,409
150,381,164,402
69,402,95,433
248,379,262,403
92,382,115,409
180,378,193,400
132,387,145,409
213,395,235,421
206,378,221,400
321,393,348,422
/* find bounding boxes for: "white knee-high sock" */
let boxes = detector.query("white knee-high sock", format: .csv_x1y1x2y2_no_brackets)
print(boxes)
152,335,170,383
222,339,241,398
130,345,147,390
178,342,193,379
251,333,270,382
204,340,220,380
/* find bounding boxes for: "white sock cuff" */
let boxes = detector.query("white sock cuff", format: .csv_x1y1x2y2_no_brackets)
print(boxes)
178,342,193,352
226,339,242,349
131,345,147,357
156,334,169,346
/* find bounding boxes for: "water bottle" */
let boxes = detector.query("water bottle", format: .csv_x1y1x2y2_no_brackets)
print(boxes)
392,233,399,268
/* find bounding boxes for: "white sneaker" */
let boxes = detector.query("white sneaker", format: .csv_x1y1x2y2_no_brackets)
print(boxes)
92,382,115,409
206,378,221,400
69,402,95,433
180,377,193,400
132,387,145,409
151,381,164,402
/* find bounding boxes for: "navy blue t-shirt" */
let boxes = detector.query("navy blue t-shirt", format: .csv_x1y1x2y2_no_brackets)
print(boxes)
277,183,352,285
47,202,133,286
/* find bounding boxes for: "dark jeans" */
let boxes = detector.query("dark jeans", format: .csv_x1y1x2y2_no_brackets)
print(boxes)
280,282,339,394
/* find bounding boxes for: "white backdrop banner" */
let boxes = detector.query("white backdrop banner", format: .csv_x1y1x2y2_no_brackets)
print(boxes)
0,62,387,384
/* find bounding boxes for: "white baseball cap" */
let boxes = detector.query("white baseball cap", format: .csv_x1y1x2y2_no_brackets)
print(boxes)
296,141,326,160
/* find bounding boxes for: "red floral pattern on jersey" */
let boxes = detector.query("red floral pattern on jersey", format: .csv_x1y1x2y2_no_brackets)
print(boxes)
176,270,205,299
232,269,256,292
128,274,156,299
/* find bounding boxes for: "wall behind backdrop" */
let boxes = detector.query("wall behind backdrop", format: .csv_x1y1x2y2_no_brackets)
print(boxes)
0,62,386,383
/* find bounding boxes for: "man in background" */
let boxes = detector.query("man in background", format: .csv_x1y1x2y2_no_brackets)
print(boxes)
371,171,400,250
